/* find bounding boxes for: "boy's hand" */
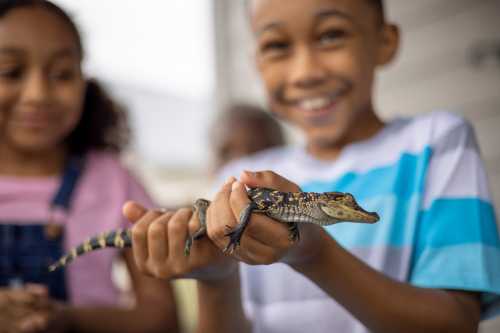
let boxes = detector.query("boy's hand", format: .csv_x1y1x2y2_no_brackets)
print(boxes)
208,171,326,266
123,195,238,281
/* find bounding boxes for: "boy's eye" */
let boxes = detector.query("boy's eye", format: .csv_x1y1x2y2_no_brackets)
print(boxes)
259,40,290,58
317,29,347,46
0,67,23,80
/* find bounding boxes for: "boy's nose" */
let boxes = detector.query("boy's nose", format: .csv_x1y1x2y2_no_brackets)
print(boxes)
288,46,328,89
21,71,51,105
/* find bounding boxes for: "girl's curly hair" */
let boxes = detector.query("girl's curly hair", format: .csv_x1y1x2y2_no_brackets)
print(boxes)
0,0,130,154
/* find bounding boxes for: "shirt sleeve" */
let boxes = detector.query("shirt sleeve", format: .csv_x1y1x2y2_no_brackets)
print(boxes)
409,117,500,319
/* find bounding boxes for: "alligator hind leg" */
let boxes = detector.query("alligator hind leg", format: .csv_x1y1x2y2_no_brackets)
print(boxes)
223,201,260,254
288,222,300,242
184,198,210,256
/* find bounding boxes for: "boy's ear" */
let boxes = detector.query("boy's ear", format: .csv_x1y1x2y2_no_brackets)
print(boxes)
376,24,400,66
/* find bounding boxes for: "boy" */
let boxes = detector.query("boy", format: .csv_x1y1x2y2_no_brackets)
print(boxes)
124,0,500,332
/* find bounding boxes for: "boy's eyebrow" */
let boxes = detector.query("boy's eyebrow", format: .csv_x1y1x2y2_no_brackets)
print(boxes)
316,8,355,23
255,21,284,36
0,47,24,56
255,8,356,36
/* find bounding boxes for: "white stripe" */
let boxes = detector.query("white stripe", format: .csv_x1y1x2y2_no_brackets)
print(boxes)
218,111,471,187
423,147,492,209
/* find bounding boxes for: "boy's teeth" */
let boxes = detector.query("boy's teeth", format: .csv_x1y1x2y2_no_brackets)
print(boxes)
300,97,331,111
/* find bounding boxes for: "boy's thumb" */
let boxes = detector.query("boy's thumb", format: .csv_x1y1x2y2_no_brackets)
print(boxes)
240,170,300,192
122,201,148,223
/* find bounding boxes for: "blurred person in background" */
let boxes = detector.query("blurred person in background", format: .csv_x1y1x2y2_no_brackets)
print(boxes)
210,103,285,172
123,0,500,332
0,1,179,332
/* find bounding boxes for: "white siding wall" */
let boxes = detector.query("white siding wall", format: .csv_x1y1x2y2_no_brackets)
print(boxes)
214,1,500,331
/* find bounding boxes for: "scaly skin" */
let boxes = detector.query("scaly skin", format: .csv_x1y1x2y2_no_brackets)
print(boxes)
48,188,379,271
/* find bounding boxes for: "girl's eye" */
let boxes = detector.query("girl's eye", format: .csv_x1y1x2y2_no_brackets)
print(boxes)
50,69,77,81
318,29,347,46
0,67,23,80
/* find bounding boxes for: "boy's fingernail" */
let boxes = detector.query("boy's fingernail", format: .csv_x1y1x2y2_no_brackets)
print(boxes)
224,176,236,185
232,181,242,191
154,208,168,214
243,170,255,177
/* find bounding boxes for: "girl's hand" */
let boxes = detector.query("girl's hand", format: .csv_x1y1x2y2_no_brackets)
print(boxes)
207,171,326,266
0,284,69,333
123,182,238,282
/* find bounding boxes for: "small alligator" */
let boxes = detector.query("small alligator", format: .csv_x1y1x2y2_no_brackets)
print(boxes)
48,187,379,271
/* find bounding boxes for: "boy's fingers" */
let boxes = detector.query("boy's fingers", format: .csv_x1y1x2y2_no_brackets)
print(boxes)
148,212,173,269
229,181,251,220
167,209,192,265
230,180,293,251
131,210,163,271
122,201,148,223
207,177,238,250
240,170,301,192
213,176,237,201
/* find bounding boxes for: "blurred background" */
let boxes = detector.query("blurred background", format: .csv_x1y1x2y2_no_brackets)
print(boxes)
51,0,500,332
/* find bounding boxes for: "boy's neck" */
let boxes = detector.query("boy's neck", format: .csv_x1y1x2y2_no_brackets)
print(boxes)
0,144,67,177
306,111,385,161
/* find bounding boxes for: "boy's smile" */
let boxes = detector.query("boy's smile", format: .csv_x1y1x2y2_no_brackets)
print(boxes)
272,74,353,127
251,0,398,159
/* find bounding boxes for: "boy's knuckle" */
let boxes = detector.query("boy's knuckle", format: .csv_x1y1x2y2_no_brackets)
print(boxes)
134,260,148,273
168,218,185,234
132,223,147,240
148,221,165,239
208,224,225,242
177,208,193,220
153,265,171,279
171,262,186,277
188,217,201,233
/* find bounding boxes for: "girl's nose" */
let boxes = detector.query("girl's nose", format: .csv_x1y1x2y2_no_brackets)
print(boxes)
20,70,51,106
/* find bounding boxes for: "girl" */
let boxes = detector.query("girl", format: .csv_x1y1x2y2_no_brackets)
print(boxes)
0,1,179,332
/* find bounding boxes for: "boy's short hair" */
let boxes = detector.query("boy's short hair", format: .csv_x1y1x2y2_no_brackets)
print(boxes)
248,0,385,24
368,0,385,23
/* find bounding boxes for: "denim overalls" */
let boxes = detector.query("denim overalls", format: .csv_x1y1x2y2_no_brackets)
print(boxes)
0,156,84,301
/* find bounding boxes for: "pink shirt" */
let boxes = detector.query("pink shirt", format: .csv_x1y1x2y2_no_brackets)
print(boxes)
0,151,154,306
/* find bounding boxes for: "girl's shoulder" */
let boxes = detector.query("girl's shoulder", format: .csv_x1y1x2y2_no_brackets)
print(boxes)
81,150,140,190
84,150,129,176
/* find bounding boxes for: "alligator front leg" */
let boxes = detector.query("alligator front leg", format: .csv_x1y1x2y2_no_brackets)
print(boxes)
184,198,210,256
288,222,300,242
223,201,261,254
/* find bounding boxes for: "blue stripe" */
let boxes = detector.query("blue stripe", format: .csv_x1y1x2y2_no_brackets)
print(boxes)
410,243,500,318
416,198,500,249
322,194,421,248
300,147,431,248
300,147,432,200
300,147,499,250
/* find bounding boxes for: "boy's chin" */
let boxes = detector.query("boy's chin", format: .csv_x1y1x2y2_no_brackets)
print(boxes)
307,128,344,149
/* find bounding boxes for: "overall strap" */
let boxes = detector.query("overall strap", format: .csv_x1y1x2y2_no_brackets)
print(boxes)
51,155,85,211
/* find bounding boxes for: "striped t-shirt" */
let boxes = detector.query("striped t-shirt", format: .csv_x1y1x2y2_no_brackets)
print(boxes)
217,111,500,333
